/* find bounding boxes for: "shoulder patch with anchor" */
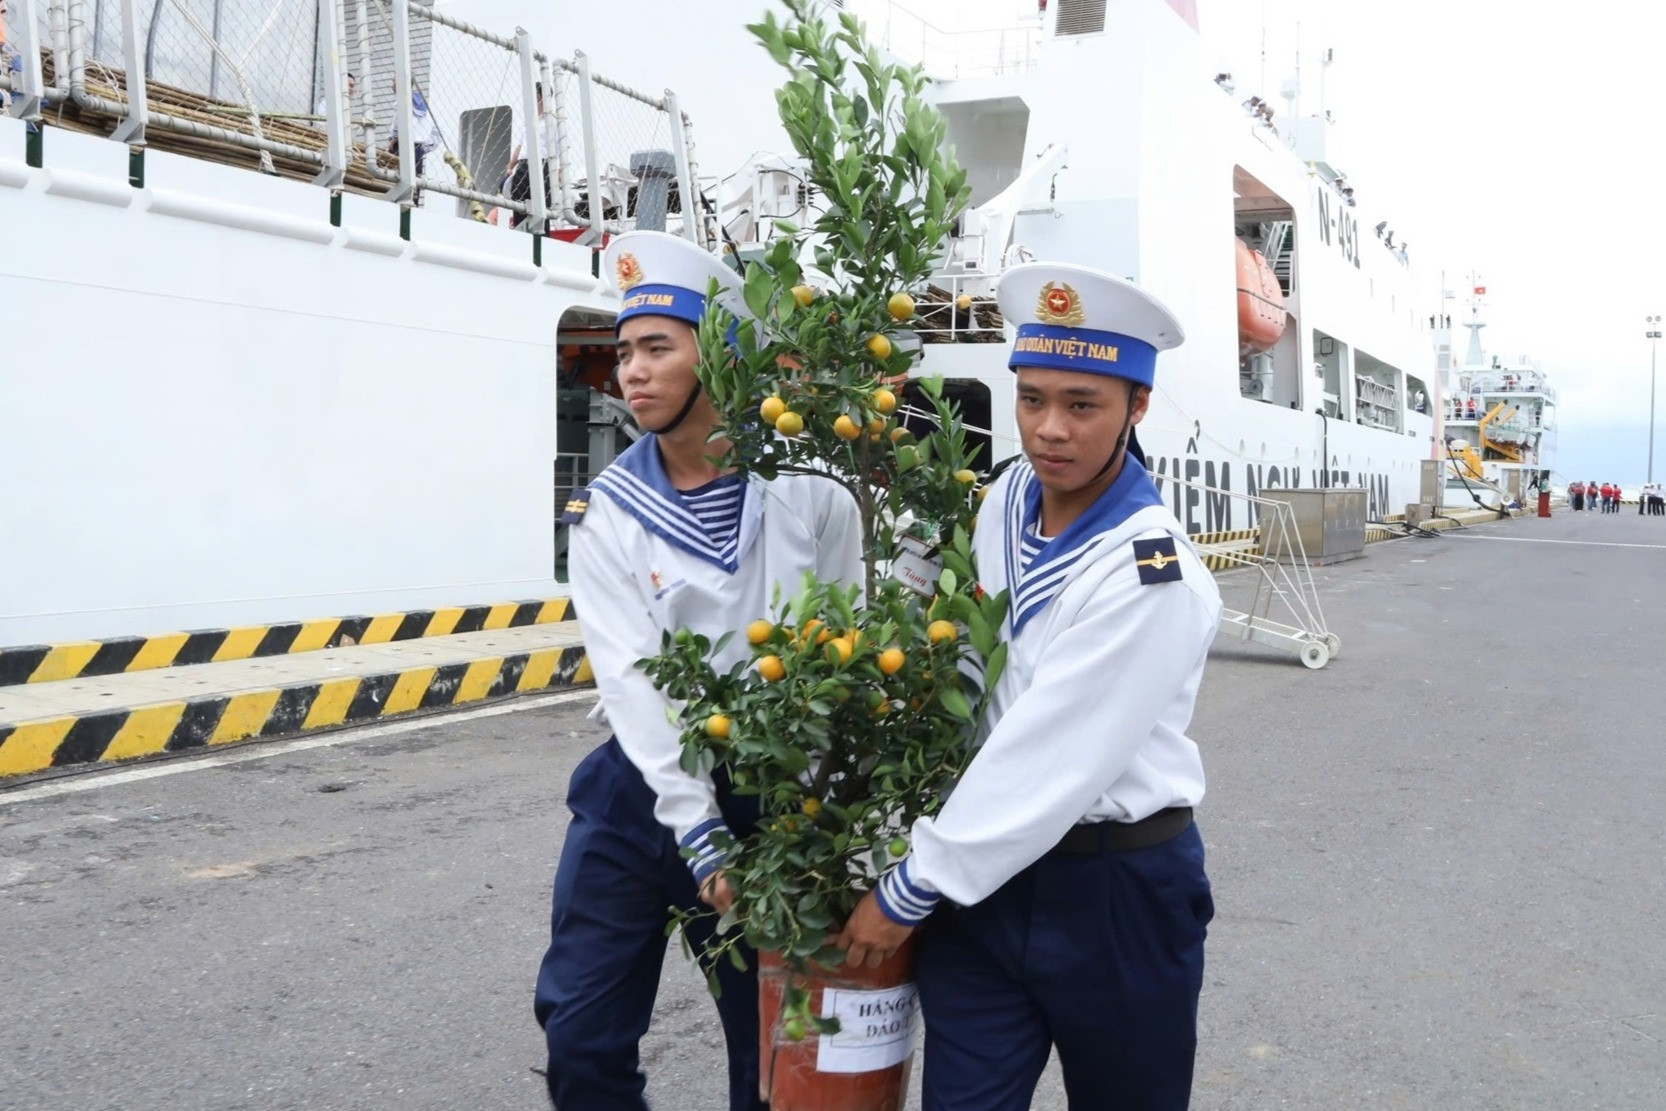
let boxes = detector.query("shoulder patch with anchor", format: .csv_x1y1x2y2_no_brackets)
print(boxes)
561,486,592,524
1132,536,1183,585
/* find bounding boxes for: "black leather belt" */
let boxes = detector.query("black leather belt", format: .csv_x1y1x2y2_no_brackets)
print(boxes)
1050,807,1193,855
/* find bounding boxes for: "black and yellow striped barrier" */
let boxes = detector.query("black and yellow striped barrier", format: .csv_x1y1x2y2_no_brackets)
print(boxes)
1189,527,1261,572
0,598,576,687
0,645,592,778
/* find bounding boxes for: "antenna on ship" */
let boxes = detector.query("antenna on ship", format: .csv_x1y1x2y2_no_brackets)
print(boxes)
1275,17,1302,145
1259,0,1269,97
1279,74,1299,147
1317,47,1333,124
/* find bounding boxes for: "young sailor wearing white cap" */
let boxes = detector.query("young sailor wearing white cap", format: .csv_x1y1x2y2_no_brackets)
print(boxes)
533,230,862,1110
837,262,1223,1110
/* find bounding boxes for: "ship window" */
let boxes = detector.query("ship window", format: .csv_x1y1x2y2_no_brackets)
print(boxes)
1055,0,1108,36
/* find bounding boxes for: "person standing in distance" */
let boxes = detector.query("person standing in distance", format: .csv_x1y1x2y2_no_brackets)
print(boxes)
837,262,1222,1111
534,230,862,1110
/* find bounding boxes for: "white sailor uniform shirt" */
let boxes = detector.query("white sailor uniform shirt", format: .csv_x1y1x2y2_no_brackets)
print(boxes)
571,434,862,877
878,456,1222,921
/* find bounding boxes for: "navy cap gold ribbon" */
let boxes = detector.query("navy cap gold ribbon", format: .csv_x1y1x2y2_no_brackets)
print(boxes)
617,283,709,328
1009,324,1159,388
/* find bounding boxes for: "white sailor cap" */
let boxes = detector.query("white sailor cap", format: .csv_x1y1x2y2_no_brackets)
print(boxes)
602,230,752,331
996,262,1184,388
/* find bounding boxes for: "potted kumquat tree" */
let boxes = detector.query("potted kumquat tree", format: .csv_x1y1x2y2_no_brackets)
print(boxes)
637,4,1008,1107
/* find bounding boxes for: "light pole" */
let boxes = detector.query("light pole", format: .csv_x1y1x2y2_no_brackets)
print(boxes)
1649,316,1662,483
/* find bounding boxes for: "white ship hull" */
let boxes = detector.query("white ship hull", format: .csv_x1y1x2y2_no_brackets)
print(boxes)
0,115,612,645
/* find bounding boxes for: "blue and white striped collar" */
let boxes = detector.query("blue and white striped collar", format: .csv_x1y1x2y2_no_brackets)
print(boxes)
1002,454,1165,635
590,435,761,573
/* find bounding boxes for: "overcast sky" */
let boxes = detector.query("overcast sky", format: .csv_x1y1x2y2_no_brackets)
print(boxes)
450,0,1666,481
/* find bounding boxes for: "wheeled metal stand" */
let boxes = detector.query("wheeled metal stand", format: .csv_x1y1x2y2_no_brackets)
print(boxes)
1185,484,1341,670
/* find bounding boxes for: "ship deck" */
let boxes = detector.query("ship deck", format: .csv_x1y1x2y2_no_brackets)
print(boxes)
1,508,1663,1107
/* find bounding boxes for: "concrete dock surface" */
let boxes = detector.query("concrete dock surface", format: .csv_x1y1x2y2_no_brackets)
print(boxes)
1,508,1662,1109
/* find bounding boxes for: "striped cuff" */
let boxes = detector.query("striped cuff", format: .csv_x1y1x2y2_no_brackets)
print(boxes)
679,818,732,884
875,854,941,926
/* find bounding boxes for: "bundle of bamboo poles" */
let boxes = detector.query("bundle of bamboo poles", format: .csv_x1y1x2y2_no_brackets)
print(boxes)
33,49,399,196
917,283,1007,343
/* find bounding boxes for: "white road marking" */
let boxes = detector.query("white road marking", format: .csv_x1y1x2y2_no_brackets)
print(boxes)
1445,535,1666,551
0,689,600,806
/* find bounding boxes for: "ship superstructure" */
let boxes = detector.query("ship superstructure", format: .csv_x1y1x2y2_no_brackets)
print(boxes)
1433,290,1557,507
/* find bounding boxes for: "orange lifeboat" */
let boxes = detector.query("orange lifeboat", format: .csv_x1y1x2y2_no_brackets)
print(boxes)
1236,237,1285,356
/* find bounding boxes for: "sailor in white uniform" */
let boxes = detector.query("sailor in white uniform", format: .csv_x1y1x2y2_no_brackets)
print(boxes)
837,263,1223,1111
533,231,862,1110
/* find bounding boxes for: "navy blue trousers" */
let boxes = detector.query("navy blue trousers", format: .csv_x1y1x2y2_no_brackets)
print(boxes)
533,738,767,1110
916,823,1214,1111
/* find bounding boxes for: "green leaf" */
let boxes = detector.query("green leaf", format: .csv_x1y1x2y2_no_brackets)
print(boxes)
938,567,958,596
965,606,994,658
983,641,1009,692
938,685,972,721
748,16,791,66
940,547,972,582
742,262,773,322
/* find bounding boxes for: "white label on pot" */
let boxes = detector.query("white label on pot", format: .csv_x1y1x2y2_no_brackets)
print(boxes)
815,982,919,1074
891,538,942,598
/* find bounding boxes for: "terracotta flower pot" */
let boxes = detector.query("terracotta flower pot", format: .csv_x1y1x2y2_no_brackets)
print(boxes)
757,940,918,1111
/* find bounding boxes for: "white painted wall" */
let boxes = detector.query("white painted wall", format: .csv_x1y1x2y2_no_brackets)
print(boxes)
0,118,612,644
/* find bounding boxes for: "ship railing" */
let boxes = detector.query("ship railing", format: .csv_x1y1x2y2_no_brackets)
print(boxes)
6,0,335,173
1466,371,1554,399
1444,401,1550,432
856,0,1041,79
542,50,706,243
4,0,706,245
